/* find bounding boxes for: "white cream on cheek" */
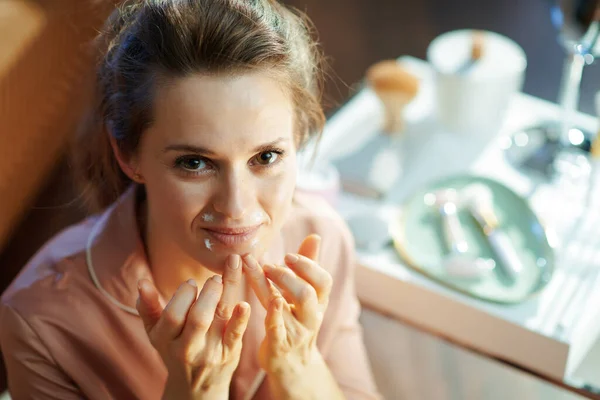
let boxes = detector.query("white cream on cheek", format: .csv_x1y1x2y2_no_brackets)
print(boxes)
252,210,265,224
204,238,213,251
202,213,215,222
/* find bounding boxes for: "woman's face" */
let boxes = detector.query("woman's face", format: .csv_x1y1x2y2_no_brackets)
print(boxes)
134,72,297,272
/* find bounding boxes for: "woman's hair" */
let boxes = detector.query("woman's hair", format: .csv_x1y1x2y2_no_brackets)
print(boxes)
72,0,325,211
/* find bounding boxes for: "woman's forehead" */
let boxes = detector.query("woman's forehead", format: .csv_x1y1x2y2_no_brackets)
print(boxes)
148,72,295,153
155,72,292,115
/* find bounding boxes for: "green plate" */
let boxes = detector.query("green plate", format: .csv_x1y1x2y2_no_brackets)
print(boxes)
391,175,555,304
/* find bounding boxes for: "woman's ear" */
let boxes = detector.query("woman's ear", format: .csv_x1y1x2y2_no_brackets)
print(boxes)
108,133,144,184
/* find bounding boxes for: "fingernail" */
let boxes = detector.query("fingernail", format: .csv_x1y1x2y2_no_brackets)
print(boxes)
213,275,223,284
263,264,276,273
229,254,240,270
138,279,151,292
275,297,284,311
238,302,249,315
187,279,197,287
285,254,299,264
243,254,257,270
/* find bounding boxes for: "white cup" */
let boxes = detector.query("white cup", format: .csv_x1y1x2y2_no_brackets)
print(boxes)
427,29,527,137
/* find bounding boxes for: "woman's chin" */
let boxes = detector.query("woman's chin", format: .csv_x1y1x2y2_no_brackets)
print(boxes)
196,242,265,270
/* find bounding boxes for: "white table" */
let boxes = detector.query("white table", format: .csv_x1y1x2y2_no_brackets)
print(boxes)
302,56,600,394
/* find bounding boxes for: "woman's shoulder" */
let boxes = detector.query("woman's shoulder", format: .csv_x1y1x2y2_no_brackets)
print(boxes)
1,216,99,319
0,215,126,375
288,191,351,238
284,192,355,273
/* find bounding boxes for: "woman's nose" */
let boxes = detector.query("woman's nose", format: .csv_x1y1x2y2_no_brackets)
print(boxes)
212,170,253,220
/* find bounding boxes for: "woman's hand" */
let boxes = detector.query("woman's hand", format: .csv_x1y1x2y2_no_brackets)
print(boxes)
136,254,250,400
242,235,343,399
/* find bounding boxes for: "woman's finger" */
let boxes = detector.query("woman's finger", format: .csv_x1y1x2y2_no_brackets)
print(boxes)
265,297,286,352
222,302,251,350
297,234,321,262
275,282,296,305
213,254,242,327
179,276,223,347
152,280,198,342
284,253,333,304
242,254,279,308
136,279,164,334
262,264,320,329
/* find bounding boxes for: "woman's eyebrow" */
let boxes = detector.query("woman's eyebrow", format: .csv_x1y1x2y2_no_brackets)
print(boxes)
252,138,289,153
163,138,289,155
162,144,215,155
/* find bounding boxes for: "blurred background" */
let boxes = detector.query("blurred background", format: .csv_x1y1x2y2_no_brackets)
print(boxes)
1,0,599,394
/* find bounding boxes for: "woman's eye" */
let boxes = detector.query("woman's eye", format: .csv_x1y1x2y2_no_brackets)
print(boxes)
255,151,279,166
177,156,207,171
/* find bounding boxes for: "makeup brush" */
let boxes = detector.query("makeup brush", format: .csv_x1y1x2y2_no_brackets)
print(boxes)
462,184,523,284
471,30,485,61
366,60,419,134
456,30,485,75
424,189,495,280
584,90,600,209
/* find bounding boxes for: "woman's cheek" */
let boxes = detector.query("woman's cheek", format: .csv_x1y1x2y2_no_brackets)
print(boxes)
154,178,211,233
180,180,213,221
260,165,296,222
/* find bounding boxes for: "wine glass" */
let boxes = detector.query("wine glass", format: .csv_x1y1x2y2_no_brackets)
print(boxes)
504,0,599,181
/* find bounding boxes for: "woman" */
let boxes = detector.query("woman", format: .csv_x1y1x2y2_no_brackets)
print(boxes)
0,0,381,399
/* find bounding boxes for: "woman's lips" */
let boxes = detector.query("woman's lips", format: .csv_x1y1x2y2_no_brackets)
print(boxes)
202,225,261,247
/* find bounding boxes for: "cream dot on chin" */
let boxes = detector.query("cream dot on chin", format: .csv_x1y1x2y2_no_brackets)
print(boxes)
204,238,213,251
250,238,259,248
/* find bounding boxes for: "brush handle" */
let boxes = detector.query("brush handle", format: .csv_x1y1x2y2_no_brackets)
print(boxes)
486,229,523,282
440,204,468,254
